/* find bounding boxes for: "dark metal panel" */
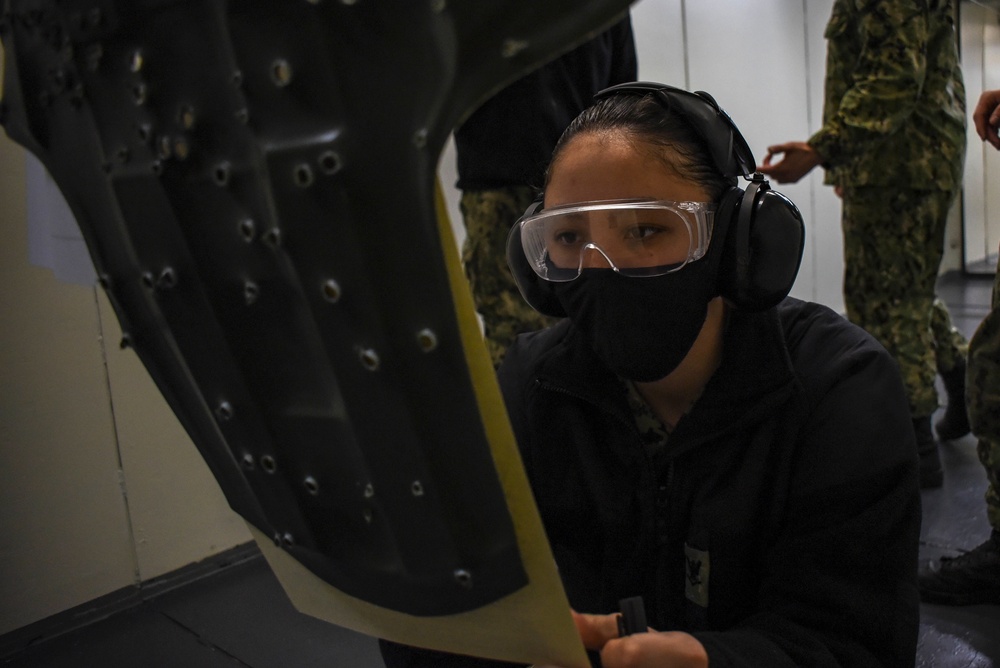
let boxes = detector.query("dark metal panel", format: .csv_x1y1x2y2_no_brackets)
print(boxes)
0,0,632,617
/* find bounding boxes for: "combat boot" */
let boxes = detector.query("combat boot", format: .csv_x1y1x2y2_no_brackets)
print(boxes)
935,357,971,441
918,530,1000,605
913,416,943,489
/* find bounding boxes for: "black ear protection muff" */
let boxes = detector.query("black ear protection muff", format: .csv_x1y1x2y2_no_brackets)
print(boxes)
506,81,805,317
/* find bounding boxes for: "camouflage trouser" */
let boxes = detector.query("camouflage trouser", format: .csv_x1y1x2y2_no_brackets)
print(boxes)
461,187,560,368
967,263,1000,531
841,186,968,418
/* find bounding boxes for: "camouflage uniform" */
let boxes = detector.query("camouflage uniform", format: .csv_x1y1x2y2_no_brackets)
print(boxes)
840,187,966,416
809,0,968,418
967,265,1000,530
460,187,560,367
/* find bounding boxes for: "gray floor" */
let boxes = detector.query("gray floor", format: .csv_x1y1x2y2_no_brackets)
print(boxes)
2,272,998,667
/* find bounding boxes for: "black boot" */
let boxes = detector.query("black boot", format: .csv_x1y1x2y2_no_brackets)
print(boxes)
913,416,943,489
936,357,971,441
918,529,1000,605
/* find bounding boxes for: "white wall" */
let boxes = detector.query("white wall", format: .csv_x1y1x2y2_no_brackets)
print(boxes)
963,1,1000,268
0,60,251,637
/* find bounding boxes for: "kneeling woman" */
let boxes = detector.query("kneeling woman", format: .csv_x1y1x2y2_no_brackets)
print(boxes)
383,83,920,668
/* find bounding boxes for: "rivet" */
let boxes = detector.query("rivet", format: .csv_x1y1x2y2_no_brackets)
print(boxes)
131,81,147,105
359,348,380,371
318,150,341,175
293,163,314,187
156,267,177,289
321,279,341,303
232,70,243,88
362,508,373,523
263,228,282,248
416,328,438,352
501,38,528,58
244,281,259,305
141,271,155,288
270,59,293,87
178,105,195,130
412,128,428,149
454,569,472,589
260,454,277,473
304,476,319,495
135,122,152,143
272,532,281,546
239,218,256,242
151,160,163,176
241,453,255,470
157,136,172,160
363,483,374,498
411,480,424,497
129,50,143,73
216,401,234,421
213,162,231,186
119,333,132,349
281,532,294,547
97,274,111,289
173,137,190,161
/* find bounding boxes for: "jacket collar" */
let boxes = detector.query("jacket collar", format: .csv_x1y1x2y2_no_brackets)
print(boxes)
533,303,799,446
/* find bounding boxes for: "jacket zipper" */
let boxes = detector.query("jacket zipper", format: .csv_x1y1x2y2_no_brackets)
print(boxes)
537,378,672,626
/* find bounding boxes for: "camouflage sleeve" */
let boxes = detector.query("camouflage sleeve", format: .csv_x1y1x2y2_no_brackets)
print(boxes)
808,0,928,167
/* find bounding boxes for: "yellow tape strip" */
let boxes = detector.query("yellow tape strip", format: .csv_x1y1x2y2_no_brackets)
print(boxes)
250,180,587,667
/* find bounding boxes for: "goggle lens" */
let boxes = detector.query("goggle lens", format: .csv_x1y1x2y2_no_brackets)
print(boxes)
519,200,713,282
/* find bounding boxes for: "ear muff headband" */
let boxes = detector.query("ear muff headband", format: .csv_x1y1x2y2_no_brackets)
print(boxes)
594,81,756,179
736,178,764,293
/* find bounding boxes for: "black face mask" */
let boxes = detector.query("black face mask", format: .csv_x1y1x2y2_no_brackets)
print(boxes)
552,248,723,383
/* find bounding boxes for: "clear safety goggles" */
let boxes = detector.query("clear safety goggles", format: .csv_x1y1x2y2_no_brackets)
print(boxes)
517,199,715,282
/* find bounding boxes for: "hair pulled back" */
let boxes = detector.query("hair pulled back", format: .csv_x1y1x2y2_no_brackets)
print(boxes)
546,92,736,202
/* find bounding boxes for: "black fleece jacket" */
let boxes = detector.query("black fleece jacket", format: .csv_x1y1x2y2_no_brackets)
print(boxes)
380,298,920,667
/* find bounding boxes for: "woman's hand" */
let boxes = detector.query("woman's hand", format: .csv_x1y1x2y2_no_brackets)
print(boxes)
533,611,708,668
571,611,709,668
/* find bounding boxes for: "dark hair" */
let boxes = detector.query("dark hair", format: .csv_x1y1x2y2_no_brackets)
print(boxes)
546,92,735,201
